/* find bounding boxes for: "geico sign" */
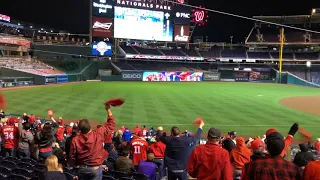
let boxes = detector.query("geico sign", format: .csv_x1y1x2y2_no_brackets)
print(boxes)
176,12,190,18
122,74,141,79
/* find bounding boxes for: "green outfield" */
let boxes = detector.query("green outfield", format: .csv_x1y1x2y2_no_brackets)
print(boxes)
3,82,320,138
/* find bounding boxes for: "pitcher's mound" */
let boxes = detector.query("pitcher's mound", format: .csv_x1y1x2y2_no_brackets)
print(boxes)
280,96,320,116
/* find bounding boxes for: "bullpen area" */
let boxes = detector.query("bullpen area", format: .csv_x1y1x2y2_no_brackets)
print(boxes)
3,81,320,138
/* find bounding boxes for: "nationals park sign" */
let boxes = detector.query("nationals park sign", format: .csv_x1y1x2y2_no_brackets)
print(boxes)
116,0,172,11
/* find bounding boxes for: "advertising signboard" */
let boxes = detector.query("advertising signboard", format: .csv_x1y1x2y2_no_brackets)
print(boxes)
0,14,10,22
92,17,113,37
92,0,115,17
121,71,142,81
174,25,189,42
114,6,173,41
57,75,69,83
173,6,191,25
142,72,203,81
115,0,172,11
92,42,112,56
203,72,221,81
45,76,56,84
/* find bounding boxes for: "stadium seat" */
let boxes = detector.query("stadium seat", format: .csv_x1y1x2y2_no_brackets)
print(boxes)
1,160,16,170
119,178,134,180
103,175,116,180
5,156,19,163
0,166,10,177
11,168,33,178
132,172,148,180
17,162,34,170
8,174,29,180
34,164,46,171
21,158,37,165
112,171,130,179
0,173,6,180
64,172,75,180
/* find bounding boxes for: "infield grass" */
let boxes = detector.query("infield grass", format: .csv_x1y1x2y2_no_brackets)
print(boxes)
4,82,320,138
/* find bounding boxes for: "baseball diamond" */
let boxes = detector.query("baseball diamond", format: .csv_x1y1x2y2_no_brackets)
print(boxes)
3,81,320,138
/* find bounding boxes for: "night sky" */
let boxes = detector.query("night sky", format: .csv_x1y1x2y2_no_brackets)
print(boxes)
0,0,318,43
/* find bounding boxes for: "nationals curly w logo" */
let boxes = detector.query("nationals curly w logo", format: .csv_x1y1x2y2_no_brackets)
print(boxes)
194,11,204,22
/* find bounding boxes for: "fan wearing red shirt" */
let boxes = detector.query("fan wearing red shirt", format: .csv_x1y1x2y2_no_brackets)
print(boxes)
55,117,65,149
65,122,74,138
142,125,147,137
130,131,149,166
2,117,19,157
149,136,166,179
70,104,116,180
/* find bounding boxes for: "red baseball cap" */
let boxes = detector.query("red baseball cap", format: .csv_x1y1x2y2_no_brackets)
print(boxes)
251,140,265,150
7,117,16,125
137,131,143,137
266,128,277,136
105,98,125,107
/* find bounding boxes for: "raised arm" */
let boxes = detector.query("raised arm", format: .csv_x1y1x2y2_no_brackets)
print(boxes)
97,104,116,137
186,121,204,144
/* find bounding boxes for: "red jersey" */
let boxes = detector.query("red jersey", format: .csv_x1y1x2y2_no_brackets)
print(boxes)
315,141,320,152
2,125,19,148
66,126,73,136
56,126,65,141
130,138,149,165
142,128,147,136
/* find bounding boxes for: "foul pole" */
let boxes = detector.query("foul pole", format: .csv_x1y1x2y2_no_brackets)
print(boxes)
279,27,284,83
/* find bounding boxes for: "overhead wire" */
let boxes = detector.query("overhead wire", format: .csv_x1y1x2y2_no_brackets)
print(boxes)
165,0,320,34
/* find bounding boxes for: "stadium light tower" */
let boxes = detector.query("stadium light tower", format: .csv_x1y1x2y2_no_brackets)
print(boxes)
306,61,312,82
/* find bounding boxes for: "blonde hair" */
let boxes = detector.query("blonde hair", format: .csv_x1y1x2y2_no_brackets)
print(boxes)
45,155,60,172
147,153,155,161
116,130,123,136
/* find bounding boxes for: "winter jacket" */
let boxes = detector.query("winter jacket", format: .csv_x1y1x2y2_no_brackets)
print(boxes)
18,118,34,149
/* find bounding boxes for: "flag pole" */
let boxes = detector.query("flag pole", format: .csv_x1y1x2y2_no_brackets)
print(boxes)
279,28,284,83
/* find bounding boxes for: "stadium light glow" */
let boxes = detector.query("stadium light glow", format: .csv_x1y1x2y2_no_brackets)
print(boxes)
192,6,209,27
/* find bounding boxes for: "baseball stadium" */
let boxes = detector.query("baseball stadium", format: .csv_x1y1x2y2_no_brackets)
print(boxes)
0,0,319,179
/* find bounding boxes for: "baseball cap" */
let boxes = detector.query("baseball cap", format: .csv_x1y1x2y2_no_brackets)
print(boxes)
208,128,221,139
266,128,277,136
251,140,265,150
266,132,285,156
229,131,237,136
138,131,143,137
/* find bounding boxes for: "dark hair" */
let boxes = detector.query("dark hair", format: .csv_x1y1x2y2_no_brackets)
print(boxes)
78,119,91,134
122,146,130,157
72,127,79,136
41,124,53,138
171,126,180,136
23,122,31,130
97,125,102,129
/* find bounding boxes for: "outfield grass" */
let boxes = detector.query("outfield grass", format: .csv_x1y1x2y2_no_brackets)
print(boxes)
4,82,320,138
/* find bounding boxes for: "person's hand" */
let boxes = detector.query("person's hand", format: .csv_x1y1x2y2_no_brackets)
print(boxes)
199,120,204,129
288,123,299,136
105,104,111,110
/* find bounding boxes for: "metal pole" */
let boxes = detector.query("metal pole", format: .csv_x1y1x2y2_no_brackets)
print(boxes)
89,0,93,43
279,28,284,83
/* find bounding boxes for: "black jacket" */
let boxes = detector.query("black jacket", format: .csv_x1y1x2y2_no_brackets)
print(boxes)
42,171,67,180
160,128,202,171
293,143,315,167
222,138,236,153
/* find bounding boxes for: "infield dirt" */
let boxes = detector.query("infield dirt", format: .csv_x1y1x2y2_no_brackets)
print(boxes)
280,96,320,116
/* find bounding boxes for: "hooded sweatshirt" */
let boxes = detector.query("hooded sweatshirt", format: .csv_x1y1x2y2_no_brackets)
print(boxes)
149,141,166,158
230,137,252,169
123,129,132,142
70,115,115,166
293,143,315,167
18,118,34,149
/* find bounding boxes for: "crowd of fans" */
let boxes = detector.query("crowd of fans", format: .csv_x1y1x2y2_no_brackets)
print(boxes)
0,106,319,180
